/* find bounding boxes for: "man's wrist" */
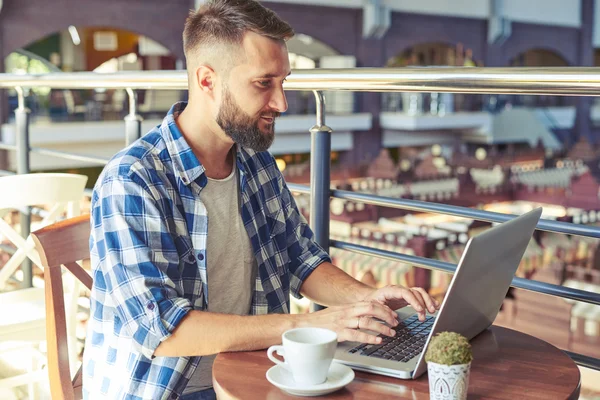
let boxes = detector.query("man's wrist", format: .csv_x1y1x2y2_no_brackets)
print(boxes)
285,312,303,331
355,284,377,303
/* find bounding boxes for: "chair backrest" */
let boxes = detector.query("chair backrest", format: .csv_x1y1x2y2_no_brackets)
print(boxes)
0,173,88,210
31,214,92,400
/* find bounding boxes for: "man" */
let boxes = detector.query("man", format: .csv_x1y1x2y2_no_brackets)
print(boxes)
84,1,439,399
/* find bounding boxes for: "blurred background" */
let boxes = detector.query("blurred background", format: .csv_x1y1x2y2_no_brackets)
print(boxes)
1,0,600,398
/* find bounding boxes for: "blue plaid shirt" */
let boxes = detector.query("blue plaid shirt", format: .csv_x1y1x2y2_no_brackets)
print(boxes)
83,102,330,399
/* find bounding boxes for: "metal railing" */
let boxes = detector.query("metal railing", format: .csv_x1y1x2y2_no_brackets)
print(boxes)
1,68,600,371
2,67,600,94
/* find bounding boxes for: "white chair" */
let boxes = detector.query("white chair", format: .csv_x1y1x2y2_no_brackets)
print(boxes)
0,173,87,399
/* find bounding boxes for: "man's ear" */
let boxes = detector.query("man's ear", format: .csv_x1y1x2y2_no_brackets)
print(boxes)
195,65,216,94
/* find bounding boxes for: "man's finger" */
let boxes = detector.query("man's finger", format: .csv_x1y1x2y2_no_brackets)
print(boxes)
412,287,437,313
408,289,428,321
352,316,395,337
396,288,426,315
352,301,397,327
341,328,382,344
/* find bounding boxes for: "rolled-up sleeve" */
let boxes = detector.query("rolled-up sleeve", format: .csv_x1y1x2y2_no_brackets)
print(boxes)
278,177,331,299
91,175,192,359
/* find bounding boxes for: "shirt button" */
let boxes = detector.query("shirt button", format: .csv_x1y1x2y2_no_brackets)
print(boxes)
147,303,155,311
197,253,204,261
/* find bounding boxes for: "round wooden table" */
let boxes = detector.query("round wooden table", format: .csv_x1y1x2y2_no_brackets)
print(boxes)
213,326,581,399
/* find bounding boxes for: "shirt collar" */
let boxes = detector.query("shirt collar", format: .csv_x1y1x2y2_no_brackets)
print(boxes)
160,101,247,188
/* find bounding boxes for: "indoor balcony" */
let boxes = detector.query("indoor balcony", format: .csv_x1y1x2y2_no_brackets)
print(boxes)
0,68,598,399
381,92,572,152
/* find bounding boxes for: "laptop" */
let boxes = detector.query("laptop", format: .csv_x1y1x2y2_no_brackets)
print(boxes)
334,207,543,379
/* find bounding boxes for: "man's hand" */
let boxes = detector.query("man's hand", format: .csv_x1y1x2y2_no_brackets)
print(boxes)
298,301,400,344
363,285,440,321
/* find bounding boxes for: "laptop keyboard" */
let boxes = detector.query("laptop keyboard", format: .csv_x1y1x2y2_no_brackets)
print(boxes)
348,315,435,362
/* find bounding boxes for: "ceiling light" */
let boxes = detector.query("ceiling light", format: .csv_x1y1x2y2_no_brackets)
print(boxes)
68,25,81,46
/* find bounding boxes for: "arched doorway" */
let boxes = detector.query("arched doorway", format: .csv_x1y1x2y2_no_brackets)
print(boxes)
509,48,569,67
4,27,183,122
284,33,353,116
386,42,480,68
272,34,352,177
508,48,570,108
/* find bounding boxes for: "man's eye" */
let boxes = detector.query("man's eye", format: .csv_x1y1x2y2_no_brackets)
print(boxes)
258,80,271,87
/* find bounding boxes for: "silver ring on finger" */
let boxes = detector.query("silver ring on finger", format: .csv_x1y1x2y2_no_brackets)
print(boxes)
356,317,361,329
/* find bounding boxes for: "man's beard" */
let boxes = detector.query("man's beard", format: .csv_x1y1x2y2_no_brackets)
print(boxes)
216,87,279,152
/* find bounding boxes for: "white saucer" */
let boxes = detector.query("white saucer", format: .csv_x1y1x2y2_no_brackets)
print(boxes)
266,362,355,397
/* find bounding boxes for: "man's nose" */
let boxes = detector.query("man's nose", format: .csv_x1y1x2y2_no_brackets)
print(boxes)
269,86,288,113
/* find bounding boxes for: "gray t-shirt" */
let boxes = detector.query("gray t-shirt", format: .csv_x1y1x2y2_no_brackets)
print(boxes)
183,163,257,395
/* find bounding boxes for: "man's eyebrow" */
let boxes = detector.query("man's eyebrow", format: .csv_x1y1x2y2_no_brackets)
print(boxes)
256,72,292,79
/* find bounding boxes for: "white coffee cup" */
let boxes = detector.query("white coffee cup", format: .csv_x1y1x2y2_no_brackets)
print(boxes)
267,327,338,385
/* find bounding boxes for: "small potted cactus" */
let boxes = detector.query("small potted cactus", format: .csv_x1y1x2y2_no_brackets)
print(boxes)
425,331,473,400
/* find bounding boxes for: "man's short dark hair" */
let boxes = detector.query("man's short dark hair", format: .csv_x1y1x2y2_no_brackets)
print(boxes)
183,0,294,76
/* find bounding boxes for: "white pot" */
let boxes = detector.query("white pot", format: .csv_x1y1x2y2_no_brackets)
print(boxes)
427,361,471,400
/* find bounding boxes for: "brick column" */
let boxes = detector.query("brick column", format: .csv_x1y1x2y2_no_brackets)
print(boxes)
339,37,385,168
574,0,595,143
0,28,8,171
0,28,5,125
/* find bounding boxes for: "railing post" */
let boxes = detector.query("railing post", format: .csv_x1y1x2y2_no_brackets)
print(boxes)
310,91,332,312
14,87,32,288
124,88,143,146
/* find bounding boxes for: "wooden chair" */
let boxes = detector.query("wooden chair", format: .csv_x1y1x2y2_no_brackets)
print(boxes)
0,173,87,398
31,214,91,400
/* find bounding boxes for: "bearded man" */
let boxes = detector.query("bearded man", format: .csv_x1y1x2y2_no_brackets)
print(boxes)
84,1,438,399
